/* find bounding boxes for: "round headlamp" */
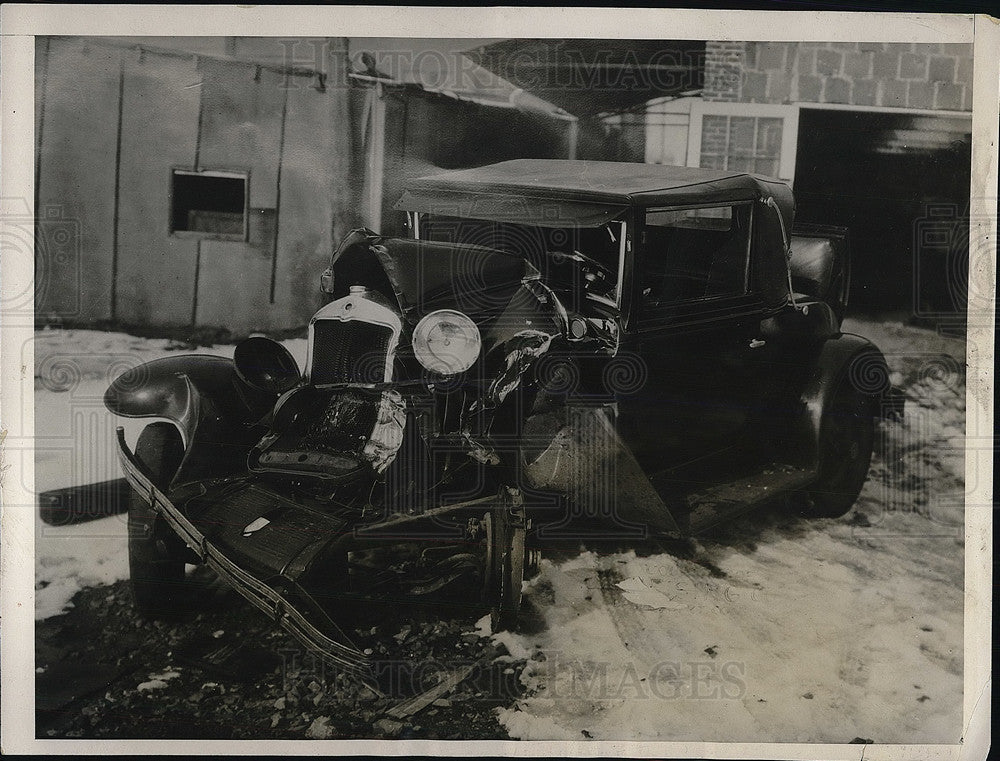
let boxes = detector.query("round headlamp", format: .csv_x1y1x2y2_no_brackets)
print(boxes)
412,309,481,375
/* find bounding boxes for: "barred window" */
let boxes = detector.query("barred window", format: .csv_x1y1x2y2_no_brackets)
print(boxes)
699,115,783,178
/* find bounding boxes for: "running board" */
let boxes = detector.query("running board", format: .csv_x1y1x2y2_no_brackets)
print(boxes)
682,463,816,535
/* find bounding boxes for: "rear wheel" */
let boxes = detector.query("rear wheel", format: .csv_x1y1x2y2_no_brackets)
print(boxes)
800,376,875,518
128,422,191,618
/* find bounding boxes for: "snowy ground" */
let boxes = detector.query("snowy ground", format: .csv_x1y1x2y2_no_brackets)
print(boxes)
494,318,967,744
31,318,965,743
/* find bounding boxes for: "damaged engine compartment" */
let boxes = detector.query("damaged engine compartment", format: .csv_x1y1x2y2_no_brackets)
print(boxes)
275,226,625,516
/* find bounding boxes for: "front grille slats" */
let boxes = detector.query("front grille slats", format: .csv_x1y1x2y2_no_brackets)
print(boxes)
310,319,393,385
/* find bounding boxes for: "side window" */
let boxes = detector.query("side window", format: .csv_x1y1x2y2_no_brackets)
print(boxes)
638,204,750,308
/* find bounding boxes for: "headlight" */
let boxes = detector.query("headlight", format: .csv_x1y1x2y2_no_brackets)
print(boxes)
412,309,481,375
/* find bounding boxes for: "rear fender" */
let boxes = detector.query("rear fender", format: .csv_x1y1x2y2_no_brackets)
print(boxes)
794,333,889,467
104,355,261,486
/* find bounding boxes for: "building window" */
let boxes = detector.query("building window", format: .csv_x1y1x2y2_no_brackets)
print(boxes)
687,102,799,183
699,114,783,177
171,169,248,239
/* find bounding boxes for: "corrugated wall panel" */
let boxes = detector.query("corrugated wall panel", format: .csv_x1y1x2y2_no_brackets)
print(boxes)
193,63,285,329
37,38,356,333
196,60,284,207
269,80,341,327
195,211,277,333
35,38,121,322
115,49,201,326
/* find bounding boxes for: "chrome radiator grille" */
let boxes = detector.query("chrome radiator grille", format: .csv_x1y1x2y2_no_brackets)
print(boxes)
309,319,394,385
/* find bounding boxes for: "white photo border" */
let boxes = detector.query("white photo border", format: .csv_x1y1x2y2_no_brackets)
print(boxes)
1,6,994,759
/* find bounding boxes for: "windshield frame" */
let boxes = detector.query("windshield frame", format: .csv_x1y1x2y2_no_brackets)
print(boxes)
409,211,629,309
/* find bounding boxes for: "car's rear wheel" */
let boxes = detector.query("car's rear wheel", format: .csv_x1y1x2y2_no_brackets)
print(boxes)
800,375,875,518
128,422,192,618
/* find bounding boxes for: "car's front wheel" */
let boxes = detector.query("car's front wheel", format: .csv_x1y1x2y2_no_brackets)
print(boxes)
128,422,192,618
799,375,875,518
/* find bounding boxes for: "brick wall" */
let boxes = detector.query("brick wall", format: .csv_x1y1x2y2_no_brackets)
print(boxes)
705,41,973,111
703,41,745,101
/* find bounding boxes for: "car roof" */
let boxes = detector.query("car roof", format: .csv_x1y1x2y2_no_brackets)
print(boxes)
406,159,788,204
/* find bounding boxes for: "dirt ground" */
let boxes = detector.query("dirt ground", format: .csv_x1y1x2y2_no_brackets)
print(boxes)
36,567,525,739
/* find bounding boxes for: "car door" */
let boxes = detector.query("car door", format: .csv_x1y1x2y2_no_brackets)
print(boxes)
615,201,770,479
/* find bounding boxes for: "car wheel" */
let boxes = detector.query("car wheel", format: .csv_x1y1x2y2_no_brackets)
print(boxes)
484,498,526,632
128,422,191,618
800,375,875,519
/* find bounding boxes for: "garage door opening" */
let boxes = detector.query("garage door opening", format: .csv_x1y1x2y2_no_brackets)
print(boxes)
792,108,971,323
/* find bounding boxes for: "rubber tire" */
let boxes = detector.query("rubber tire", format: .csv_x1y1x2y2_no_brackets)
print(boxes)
489,504,526,632
128,422,190,618
801,376,875,519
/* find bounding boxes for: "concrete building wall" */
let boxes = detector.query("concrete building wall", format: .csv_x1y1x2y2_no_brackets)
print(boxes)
35,37,122,323
704,41,973,112
35,36,566,334
113,46,202,328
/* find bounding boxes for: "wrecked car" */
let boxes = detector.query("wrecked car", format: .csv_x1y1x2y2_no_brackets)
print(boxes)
105,159,898,679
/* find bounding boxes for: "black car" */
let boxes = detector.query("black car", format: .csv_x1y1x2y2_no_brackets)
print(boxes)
105,159,897,679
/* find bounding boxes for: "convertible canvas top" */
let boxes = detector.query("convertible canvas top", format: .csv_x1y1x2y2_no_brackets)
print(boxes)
396,159,794,229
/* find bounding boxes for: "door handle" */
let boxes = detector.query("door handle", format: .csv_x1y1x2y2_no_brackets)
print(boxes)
749,338,766,349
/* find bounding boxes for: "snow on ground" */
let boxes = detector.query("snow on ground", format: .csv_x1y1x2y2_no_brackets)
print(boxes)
493,317,966,744
136,670,183,692
32,319,966,743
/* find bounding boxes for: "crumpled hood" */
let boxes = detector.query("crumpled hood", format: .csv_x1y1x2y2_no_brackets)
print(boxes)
327,229,542,324
371,237,539,323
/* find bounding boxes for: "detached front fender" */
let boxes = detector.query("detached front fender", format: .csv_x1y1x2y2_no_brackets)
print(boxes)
519,404,683,537
104,355,262,486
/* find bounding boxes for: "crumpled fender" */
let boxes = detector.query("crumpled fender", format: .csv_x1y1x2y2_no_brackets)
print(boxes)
476,275,573,408
104,355,262,486
484,329,556,407
520,404,682,537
